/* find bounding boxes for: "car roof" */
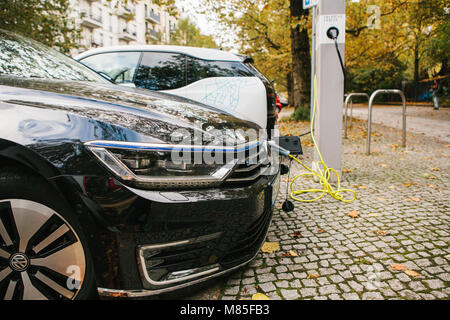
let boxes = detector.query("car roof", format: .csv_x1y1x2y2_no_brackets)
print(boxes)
75,45,243,62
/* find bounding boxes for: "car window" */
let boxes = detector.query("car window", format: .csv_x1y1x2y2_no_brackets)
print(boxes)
134,52,186,91
187,58,253,85
0,29,108,83
80,52,141,84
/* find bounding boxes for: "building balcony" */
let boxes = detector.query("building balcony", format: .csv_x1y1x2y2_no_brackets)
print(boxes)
118,5,135,18
80,11,103,29
146,29,159,41
145,11,160,24
119,29,137,42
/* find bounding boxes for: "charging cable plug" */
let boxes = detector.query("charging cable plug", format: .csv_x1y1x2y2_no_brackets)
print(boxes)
268,141,291,158
327,27,339,40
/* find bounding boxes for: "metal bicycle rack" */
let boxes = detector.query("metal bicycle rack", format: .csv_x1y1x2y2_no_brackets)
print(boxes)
344,93,369,139
367,89,407,155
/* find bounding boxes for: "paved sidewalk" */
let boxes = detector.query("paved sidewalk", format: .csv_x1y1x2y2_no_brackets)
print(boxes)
348,105,450,143
188,118,450,300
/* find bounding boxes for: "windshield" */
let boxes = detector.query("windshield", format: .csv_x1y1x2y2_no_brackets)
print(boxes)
0,29,109,83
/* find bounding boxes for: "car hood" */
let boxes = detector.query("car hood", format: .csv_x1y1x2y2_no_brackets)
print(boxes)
0,76,261,145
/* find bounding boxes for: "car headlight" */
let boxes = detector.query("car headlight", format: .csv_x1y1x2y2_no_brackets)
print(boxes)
84,140,263,190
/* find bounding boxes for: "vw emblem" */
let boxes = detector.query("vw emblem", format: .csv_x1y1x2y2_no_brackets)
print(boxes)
9,253,29,272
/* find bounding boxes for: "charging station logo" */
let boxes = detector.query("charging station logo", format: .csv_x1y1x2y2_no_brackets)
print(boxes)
303,0,317,9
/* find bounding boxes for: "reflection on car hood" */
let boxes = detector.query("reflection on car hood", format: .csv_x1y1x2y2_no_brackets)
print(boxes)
0,76,260,144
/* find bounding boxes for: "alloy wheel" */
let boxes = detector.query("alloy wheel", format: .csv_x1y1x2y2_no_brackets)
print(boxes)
0,199,86,300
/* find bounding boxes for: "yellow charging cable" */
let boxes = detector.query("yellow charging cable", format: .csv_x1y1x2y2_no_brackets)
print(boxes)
287,76,357,203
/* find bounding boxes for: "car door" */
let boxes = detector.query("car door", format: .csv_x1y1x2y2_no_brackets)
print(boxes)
79,51,141,86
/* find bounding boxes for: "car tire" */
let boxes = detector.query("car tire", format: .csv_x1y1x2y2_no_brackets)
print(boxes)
0,166,97,300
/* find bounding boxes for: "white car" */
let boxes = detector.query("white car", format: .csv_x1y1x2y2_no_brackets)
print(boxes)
75,45,277,134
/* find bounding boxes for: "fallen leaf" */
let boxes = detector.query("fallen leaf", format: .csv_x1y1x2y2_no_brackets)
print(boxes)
348,210,359,218
374,230,390,236
282,250,298,257
289,231,302,238
431,168,440,172
307,274,320,279
317,229,325,233
403,183,414,187
261,242,280,253
411,197,421,202
359,185,369,189
404,270,420,277
252,293,270,300
379,163,390,168
391,263,408,271
342,169,353,173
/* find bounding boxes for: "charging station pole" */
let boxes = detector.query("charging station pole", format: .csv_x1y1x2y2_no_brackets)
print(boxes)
311,0,346,176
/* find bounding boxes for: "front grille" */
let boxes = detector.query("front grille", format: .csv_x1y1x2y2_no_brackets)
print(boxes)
138,232,222,289
221,206,273,267
224,145,270,186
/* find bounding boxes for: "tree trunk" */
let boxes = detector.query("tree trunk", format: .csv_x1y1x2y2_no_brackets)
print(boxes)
290,0,311,110
287,71,295,107
414,46,420,84
438,58,448,76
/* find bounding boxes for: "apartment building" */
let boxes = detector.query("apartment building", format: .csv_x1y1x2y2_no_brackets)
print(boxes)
70,0,178,54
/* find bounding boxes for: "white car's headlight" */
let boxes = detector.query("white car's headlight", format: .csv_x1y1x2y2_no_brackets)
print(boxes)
84,140,263,190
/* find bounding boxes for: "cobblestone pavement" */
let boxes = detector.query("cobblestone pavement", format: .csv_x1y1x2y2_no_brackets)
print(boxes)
189,118,449,300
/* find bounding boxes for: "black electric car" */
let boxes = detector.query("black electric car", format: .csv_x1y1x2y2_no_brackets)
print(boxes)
0,30,280,300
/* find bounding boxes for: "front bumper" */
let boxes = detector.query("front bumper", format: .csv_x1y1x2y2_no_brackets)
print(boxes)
94,171,280,298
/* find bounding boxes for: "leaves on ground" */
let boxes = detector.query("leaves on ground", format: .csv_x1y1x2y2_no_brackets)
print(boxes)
289,231,302,238
261,242,280,253
403,182,416,187
404,270,421,277
281,250,298,257
307,274,320,279
373,230,390,236
348,210,359,218
391,263,408,271
252,293,270,300
342,169,353,173
404,197,421,202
